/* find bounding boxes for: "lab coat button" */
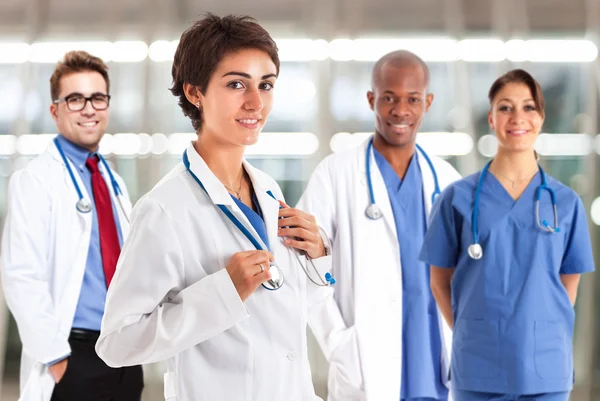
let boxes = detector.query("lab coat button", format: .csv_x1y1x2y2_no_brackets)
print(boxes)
287,351,297,361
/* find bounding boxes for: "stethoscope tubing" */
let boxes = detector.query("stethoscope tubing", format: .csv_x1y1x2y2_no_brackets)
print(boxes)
365,136,442,218
53,137,129,223
469,160,559,260
182,150,333,289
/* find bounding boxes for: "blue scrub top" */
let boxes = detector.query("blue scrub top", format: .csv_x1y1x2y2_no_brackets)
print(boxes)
419,169,595,395
374,149,448,401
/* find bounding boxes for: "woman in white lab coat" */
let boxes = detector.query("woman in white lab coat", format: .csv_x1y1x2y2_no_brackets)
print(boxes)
95,13,338,401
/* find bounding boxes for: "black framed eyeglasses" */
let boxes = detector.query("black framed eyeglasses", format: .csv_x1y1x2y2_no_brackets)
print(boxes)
54,93,111,111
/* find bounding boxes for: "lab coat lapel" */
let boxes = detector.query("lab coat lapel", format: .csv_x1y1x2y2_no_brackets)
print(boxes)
185,143,270,251
47,143,92,233
355,138,404,401
244,162,280,252
358,138,398,240
355,136,403,312
185,142,236,207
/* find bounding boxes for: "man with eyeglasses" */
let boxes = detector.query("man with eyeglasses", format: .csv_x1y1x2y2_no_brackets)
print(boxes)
0,50,143,401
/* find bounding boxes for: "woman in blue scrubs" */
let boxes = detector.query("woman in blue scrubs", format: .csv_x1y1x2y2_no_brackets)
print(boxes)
419,69,595,401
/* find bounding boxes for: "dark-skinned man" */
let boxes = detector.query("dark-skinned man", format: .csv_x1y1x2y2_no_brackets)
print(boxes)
298,50,461,401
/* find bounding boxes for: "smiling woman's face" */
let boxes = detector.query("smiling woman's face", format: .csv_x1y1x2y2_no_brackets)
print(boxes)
196,48,278,149
488,82,544,154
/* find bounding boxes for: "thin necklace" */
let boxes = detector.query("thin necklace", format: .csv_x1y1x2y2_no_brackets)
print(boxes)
223,170,244,200
491,166,538,189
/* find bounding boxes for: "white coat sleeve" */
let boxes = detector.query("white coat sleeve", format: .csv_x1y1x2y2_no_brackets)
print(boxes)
440,159,462,188
0,170,71,364
296,158,350,361
96,197,250,367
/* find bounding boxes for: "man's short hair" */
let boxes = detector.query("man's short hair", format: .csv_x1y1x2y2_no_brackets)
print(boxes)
50,50,110,101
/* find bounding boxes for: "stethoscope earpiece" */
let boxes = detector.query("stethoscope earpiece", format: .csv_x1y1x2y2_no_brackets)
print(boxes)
268,189,336,287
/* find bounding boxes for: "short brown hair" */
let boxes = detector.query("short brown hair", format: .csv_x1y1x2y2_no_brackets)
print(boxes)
50,50,110,101
170,13,280,131
488,69,545,118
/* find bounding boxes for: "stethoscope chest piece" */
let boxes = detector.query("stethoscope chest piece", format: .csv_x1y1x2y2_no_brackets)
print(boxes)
262,263,285,290
365,204,383,220
54,137,127,220
76,198,92,213
468,243,483,260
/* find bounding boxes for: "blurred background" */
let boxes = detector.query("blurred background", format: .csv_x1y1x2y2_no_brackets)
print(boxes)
0,0,599,399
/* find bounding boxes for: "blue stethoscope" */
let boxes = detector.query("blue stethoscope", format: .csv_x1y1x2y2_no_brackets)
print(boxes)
365,137,441,220
182,149,335,291
54,137,129,222
468,160,560,260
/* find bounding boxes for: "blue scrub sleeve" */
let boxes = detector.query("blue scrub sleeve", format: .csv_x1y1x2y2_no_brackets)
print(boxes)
419,186,461,268
560,197,595,274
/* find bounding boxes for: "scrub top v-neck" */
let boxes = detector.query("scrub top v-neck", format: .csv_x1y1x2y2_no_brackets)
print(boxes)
230,191,270,251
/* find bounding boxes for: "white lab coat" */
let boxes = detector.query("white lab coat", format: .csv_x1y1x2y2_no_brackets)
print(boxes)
297,138,462,401
0,142,131,401
95,142,335,401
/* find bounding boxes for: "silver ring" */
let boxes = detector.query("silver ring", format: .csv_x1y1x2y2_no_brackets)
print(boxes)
258,263,264,273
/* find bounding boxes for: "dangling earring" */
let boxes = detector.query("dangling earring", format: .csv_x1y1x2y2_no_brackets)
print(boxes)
196,101,201,109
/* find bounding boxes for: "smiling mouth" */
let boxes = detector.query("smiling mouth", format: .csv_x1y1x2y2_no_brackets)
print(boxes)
507,129,529,136
78,122,99,128
388,122,413,132
236,118,261,128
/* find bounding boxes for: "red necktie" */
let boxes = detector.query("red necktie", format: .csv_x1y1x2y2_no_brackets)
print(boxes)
86,156,120,287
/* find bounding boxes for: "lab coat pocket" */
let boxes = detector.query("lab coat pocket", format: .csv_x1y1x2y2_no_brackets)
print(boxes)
327,326,365,400
164,371,178,401
454,318,500,379
534,321,570,380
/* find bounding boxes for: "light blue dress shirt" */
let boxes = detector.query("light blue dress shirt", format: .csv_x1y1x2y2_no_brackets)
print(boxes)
55,134,123,332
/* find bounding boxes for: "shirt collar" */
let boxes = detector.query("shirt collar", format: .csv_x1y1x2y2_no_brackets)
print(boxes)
55,134,97,172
